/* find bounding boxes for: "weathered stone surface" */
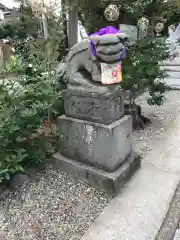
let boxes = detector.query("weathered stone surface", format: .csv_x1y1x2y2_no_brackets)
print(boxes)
155,181,180,240
58,115,132,172
64,89,124,124
163,78,180,90
119,24,137,43
24,167,40,180
52,151,140,196
174,229,180,240
9,174,29,188
61,32,128,91
0,183,10,200
160,54,180,89
0,231,7,240
167,71,180,79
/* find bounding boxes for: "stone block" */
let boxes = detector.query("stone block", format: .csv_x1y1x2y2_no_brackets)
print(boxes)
58,115,132,172
167,71,180,79
52,151,140,196
64,89,124,125
162,60,180,66
173,229,180,240
163,78,180,89
9,174,29,188
0,183,10,200
160,65,180,71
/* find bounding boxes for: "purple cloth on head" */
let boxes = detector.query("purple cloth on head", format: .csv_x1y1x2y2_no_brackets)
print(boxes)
90,26,120,36
89,26,126,60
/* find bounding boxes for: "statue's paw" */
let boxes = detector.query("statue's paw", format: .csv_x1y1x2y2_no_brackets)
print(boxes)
57,62,67,76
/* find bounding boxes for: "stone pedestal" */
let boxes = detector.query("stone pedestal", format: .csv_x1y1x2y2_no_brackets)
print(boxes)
53,151,140,196
59,115,132,172
53,88,140,195
64,89,124,124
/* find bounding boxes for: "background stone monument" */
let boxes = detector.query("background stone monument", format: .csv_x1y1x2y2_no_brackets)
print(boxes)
53,31,140,196
119,24,137,43
159,24,180,89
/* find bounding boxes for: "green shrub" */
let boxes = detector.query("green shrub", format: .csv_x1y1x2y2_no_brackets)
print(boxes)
0,4,67,182
122,37,170,105
0,70,63,182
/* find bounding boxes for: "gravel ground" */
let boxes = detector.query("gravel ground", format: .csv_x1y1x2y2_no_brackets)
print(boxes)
1,90,180,240
0,172,111,240
133,90,180,158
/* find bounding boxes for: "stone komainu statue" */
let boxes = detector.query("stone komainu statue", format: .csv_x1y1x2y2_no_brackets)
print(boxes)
57,33,128,92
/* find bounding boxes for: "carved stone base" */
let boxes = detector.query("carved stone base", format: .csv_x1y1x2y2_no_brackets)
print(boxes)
52,151,141,196
58,115,132,172
64,88,124,124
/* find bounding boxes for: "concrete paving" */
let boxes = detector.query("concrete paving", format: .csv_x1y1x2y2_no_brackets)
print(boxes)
82,116,180,240
173,229,180,240
156,182,180,240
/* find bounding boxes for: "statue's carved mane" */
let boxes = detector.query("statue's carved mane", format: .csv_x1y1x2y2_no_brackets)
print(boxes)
66,39,90,63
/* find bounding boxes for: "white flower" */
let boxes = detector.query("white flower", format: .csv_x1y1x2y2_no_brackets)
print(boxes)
133,60,139,66
28,64,32,68
34,68,37,72
154,78,164,84
11,47,15,53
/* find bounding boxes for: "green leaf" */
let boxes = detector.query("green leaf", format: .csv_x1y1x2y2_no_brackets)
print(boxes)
4,172,10,180
0,169,9,175
15,164,24,172
18,165,24,172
